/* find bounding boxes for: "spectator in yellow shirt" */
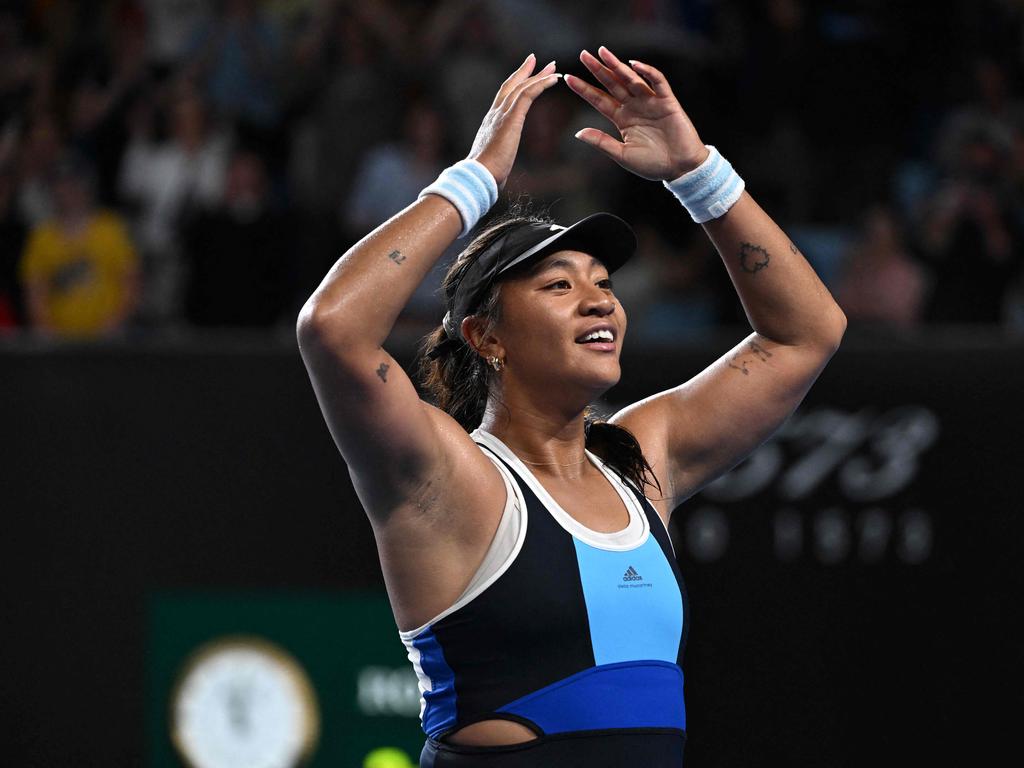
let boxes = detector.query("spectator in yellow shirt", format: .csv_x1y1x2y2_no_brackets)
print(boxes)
20,156,140,337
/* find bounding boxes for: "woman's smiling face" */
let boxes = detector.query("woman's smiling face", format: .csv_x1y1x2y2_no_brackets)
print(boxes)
487,248,627,397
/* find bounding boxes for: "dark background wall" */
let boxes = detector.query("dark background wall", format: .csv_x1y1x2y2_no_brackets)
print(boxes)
3,332,1021,766
3,2,1024,765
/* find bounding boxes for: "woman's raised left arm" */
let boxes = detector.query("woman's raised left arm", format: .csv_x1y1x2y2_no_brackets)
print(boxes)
567,46,846,507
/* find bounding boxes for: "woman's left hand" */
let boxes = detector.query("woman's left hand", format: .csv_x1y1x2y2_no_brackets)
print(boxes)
565,46,708,181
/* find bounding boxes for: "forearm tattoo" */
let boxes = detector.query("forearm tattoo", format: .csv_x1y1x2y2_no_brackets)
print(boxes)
388,249,406,265
727,339,773,376
739,242,770,274
376,362,390,382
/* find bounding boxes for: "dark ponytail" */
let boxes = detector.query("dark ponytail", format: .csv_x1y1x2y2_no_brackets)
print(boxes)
584,414,663,498
416,212,527,430
417,209,663,499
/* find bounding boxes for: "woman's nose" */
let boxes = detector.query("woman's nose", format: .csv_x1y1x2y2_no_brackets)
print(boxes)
581,291,615,316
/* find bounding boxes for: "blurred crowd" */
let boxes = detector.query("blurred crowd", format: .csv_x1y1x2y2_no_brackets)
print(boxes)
2,0,1024,342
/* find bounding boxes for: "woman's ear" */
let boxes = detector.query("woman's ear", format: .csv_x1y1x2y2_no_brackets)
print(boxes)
462,315,503,361
460,315,481,351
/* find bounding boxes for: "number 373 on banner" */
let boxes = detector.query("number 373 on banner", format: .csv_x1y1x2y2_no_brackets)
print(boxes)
683,405,940,566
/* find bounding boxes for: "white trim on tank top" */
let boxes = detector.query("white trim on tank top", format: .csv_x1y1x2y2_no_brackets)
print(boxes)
471,428,650,551
396,426,656,640
398,446,527,641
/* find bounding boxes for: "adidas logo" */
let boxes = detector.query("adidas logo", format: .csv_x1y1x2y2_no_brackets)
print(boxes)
622,566,643,582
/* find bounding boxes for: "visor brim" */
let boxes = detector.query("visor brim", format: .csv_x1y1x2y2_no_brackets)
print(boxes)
497,212,637,276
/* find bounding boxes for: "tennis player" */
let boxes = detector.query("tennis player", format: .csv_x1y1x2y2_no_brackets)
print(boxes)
298,46,846,767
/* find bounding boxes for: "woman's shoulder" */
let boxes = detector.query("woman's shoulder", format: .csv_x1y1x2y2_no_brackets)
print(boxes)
418,406,508,502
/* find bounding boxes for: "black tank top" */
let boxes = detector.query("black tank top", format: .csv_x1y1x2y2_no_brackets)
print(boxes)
400,429,689,766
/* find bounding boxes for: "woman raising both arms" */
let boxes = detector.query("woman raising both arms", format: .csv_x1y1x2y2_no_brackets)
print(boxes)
298,47,845,768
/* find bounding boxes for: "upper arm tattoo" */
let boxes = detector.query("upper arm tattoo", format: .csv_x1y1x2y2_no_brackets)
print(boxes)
739,242,770,274
388,249,406,265
376,362,390,382
727,339,773,375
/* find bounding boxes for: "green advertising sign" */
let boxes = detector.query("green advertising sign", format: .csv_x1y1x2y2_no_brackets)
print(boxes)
148,592,424,768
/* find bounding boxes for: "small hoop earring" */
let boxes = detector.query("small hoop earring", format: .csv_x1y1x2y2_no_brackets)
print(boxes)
487,355,505,372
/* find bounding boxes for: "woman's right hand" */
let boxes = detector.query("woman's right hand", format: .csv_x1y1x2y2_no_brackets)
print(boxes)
468,54,561,187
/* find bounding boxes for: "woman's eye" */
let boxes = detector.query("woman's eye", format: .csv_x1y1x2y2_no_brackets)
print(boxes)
545,278,613,290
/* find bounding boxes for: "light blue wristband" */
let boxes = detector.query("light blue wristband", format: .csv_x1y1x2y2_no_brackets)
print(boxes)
418,158,499,238
663,145,745,223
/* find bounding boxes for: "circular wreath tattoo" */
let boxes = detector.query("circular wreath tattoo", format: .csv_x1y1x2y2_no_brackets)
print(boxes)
739,242,770,274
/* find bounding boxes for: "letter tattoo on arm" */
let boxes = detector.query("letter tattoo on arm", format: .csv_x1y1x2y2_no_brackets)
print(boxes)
376,362,390,382
727,354,750,375
739,242,770,274
749,340,772,360
387,249,406,265
727,339,774,376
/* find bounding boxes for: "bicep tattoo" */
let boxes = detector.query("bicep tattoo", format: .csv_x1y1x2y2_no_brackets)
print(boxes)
727,339,773,376
739,242,770,274
376,362,390,382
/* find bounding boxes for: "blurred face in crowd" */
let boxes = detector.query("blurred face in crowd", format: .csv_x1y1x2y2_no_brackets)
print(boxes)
864,207,899,248
172,94,208,151
960,138,1002,185
52,170,93,220
457,7,495,49
222,0,257,19
404,102,444,162
0,167,15,215
974,58,1007,108
523,95,571,161
225,152,268,219
481,250,626,402
24,115,62,173
641,224,710,297
335,12,369,64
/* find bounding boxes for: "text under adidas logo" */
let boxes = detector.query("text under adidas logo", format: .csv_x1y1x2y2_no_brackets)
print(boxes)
623,566,643,582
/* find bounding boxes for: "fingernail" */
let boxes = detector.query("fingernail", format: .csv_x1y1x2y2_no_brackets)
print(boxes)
525,52,535,63
544,60,556,70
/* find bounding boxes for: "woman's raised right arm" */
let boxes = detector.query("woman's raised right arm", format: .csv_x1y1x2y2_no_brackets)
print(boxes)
296,55,560,518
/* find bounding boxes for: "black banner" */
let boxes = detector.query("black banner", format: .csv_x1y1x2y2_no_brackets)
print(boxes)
2,332,1020,766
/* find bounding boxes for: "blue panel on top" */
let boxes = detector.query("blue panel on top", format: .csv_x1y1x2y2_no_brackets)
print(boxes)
497,660,685,733
573,535,683,665
412,628,457,738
